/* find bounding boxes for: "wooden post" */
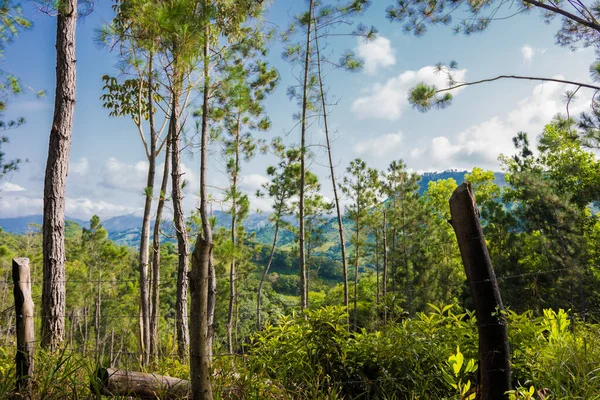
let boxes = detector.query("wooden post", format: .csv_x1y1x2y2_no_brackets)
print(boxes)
13,257,34,394
449,182,511,400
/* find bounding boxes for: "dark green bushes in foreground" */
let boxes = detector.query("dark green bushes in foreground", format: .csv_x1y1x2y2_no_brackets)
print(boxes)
1,305,599,399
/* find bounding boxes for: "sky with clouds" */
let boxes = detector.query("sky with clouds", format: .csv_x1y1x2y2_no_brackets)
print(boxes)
0,1,597,220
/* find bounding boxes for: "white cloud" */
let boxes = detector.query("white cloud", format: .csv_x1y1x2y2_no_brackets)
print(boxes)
0,181,26,192
356,36,396,75
412,77,591,170
0,195,42,217
351,66,467,120
101,158,149,191
521,44,546,65
239,174,269,193
66,197,141,220
70,157,89,177
354,132,403,157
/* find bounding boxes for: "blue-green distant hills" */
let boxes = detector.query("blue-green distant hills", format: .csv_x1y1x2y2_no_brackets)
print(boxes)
0,171,506,247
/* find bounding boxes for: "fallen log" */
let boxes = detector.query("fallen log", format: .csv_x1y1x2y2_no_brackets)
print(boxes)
94,367,190,399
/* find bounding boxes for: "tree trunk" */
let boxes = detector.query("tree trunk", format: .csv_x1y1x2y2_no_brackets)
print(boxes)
313,25,349,319
257,220,280,330
227,123,240,354
382,210,388,324
170,88,190,361
13,257,34,394
41,0,77,351
150,132,171,362
139,55,157,367
354,213,360,330
298,0,315,311
189,26,214,400
449,182,511,400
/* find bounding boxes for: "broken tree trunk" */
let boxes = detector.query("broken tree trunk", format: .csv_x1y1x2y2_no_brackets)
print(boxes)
13,257,34,395
449,182,511,400
94,368,190,399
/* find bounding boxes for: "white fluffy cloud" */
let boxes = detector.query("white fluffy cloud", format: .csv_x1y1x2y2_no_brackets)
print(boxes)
0,181,26,192
354,132,403,157
239,174,269,193
101,158,149,191
70,157,89,177
351,66,467,120
356,36,396,75
66,197,141,219
411,77,591,170
0,195,42,217
521,44,546,65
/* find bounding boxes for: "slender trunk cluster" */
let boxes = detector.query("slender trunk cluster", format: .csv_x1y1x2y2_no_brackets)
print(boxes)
313,26,349,316
41,0,78,351
170,83,190,361
150,132,171,361
298,0,315,311
189,28,214,400
138,56,157,366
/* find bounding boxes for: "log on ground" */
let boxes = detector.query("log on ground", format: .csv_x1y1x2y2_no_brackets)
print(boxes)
94,367,190,399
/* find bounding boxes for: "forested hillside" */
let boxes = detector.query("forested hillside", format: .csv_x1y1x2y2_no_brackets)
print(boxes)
0,0,599,399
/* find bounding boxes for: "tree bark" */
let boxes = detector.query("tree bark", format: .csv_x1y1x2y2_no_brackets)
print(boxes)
227,121,240,354
298,0,315,311
257,220,280,330
382,210,388,324
189,25,214,400
139,55,157,367
169,87,189,361
449,182,511,400
13,258,34,395
150,132,171,362
95,367,190,399
313,24,349,319
354,213,360,330
42,0,77,351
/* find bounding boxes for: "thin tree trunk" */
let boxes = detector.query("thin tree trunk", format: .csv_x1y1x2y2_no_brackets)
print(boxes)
313,24,349,318
298,0,315,311
227,121,240,354
139,54,157,366
382,210,388,324
41,0,77,351
170,86,190,361
257,220,280,330
401,195,411,314
95,271,101,364
150,132,171,362
189,26,214,400
354,214,360,330
375,230,379,305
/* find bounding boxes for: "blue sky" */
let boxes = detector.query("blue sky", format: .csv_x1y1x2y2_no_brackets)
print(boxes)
0,1,596,220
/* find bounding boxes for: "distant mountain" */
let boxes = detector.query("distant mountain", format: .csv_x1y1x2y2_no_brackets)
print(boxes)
0,215,88,234
0,171,506,247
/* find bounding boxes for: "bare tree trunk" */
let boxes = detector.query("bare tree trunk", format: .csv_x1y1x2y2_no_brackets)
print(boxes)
189,27,214,400
138,55,157,367
41,0,77,351
313,25,348,319
170,87,190,361
375,230,379,305
382,210,388,324
449,182,511,400
298,0,315,311
401,195,412,314
257,219,280,329
354,213,360,330
150,132,171,362
227,124,240,354
13,258,34,394
95,271,101,364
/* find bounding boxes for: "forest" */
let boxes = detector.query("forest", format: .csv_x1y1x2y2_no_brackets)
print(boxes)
0,0,599,399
